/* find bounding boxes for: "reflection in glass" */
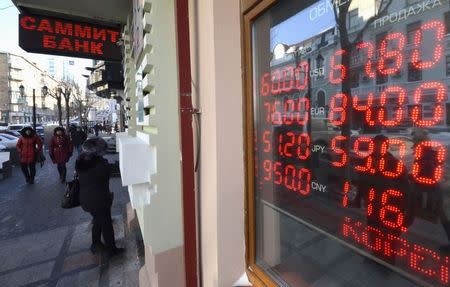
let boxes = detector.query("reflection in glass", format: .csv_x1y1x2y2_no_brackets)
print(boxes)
252,0,450,286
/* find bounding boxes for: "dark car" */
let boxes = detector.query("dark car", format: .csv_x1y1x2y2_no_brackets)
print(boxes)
0,130,20,137
35,124,45,140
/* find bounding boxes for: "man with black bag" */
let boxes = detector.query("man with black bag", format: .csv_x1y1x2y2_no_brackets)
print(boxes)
75,137,124,256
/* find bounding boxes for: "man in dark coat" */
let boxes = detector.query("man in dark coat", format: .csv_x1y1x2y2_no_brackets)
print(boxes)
71,126,87,154
49,127,73,183
16,126,43,184
93,124,100,137
75,137,124,256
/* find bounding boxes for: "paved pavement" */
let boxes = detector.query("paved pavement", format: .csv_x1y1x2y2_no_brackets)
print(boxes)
0,150,143,287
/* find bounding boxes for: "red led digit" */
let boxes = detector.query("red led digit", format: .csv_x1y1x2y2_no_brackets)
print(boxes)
284,132,295,158
262,131,271,153
353,137,375,173
283,99,295,125
412,141,446,185
297,133,311,160
379,138,406,178
278,132,295,158
284,164,296,191
278,133,283,156
271,69,281,95
328,93,348,126
378,32,405,75
295,60,309,90
412,21,445,70
331,135,348,167
377,86,406,127
342,181,350,207
353,93,376,126
281,65,295,93
352,94,373,112
329,49,347,84
263,160,272,181
274,161,283,185
356,41,376,78
297,98,310,125
263,102,271,123
271,100,282,125
260,72,270,97
412,82,447,127
380,189,407,233
297,168,311,196
367,188,376,216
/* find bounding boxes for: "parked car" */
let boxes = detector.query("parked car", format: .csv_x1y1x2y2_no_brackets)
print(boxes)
7,124,44,140
0,123,7,131
0,134,18,149
0,143,7,152
35,124,45,140
0,130,20,137
7,124,27,132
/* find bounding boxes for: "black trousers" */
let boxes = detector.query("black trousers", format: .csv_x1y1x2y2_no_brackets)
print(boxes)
57,163,66,180
90,208,116,249
21,162,36,180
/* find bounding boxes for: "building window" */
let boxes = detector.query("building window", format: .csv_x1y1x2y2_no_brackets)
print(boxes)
316,54,324,78
317,91,325,107
349,66,361,88
348,9,359,30
316,54,324,70
406,21,421,44
408,62,422,81
446,56,450,76
406,0,422,6
445,11,450,34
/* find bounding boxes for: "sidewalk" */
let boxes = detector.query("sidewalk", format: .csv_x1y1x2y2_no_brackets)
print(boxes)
0,151,143,287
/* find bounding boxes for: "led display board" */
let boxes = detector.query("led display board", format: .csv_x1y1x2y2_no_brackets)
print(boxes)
18,14,122,61
252,0,450,286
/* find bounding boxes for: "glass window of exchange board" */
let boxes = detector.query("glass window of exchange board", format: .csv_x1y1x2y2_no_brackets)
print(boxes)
251,0,450,286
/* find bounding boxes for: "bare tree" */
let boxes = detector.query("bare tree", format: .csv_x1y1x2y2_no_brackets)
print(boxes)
331,0,394,137
45,87,63,126
329,0,394,181
61,86,72,131
71,88,99,128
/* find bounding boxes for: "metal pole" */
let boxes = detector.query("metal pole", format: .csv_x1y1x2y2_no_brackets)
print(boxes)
32,88,36,130
176,0,199,285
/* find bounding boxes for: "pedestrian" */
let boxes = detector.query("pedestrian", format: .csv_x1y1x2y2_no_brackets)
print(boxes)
16,126,43,184
49,127,73,183
94,124,102,137
71,126,87,154
75,137,124,256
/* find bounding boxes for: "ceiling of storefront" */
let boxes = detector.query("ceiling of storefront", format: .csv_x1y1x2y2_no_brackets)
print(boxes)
12,0,131,25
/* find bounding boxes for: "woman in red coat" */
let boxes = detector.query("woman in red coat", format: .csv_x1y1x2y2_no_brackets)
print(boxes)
49,127,73,183
16,126,43,184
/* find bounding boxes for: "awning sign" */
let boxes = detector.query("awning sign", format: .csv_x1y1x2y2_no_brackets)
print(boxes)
19,14,122,61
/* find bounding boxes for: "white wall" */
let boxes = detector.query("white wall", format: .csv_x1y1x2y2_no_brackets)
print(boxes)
191,0,246,286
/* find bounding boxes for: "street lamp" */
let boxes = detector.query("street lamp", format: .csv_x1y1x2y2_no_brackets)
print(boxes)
41,85,48,97
41,86,49,122
19,84,25,97
18,85,36,130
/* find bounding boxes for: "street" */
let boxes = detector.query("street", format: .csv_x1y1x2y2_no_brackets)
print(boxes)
0,150,142,287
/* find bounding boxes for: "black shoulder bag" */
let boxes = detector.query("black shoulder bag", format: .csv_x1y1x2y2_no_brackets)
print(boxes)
61,173,80,209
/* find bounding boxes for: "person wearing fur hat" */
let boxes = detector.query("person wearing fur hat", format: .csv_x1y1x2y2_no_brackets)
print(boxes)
49,127,73,183
75,137,124,256
16,126,43,184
